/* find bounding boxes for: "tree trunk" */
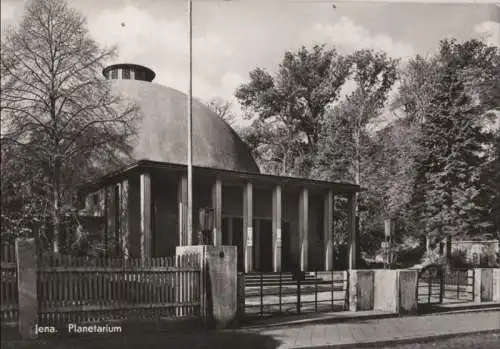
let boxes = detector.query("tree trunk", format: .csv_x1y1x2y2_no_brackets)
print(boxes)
354,103,365,252
52,157,61,253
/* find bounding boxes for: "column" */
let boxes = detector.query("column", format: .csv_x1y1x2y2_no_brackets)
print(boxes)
212,178,222,246
347,192,357,270
299,188,309,272
140,172,152,259
178,173,188,246
119,180,130,259
324,189,334,271
243,182,253,272
272,185,282,272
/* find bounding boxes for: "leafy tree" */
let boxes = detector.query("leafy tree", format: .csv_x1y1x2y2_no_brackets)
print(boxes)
481,132,500,238
0,0,137,251
394,39,499,243
236,45,351,176
206,97,236,125
313,49,399,255
416,39,496,241
392,55,440,124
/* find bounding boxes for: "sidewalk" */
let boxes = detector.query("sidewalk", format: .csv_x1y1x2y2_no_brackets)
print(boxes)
2,309,499,349
245,310,500,348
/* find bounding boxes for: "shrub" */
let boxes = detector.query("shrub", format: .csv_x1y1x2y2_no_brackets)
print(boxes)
449,249,469,268
396,245,426,268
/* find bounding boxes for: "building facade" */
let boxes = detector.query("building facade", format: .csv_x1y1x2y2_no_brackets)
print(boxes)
79,64,361,273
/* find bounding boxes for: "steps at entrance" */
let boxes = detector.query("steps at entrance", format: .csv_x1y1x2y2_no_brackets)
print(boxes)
244,272,332,287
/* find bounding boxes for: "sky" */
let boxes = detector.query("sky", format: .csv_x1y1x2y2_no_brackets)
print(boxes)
1,0,499,125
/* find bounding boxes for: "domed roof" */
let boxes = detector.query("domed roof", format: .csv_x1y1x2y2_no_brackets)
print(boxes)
106,64,260,174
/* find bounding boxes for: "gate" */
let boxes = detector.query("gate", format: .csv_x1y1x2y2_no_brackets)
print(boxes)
417,265,475,307
417,265,444,305
242,270,349,319
443,268,475,303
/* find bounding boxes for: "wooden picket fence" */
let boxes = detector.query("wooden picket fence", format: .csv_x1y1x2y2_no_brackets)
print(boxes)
1,244,18,326
37,253,202,325
1,244,203,327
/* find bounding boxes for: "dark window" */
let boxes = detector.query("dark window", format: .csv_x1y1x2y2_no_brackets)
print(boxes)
111,69,118,79
136,70,145,81
122,68,131,79
472,253,479,265
91,193,99,206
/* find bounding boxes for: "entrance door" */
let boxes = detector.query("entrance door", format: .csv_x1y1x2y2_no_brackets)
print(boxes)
281,221,292,271
258,219,273,272
222,217,244,272
233,218,244,272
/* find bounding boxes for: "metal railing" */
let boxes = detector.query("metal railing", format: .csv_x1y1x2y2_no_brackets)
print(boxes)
243,270,349,318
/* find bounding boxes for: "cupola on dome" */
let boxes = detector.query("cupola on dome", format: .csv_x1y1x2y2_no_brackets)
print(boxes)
104,63,260,174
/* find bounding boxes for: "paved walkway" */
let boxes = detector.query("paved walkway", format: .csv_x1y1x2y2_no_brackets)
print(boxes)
245,310,500,348
2,309,500,349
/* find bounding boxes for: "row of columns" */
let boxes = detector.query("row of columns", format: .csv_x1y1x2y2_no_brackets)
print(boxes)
136,171,358,271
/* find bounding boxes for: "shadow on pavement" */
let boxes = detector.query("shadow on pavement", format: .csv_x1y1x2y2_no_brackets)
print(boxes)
2,329,281,349
242,312,396,330
418,302,500,315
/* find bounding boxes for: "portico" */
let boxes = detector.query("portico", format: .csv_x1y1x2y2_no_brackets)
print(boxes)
80,160,361,272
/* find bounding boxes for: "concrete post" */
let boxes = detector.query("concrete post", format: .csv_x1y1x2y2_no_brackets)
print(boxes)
176,245,238,328
373,270,399,313
15,238,38,339
492,269,500,302
373,269,418,314
475,268,494,303
398,270,418,314
349,270,374,311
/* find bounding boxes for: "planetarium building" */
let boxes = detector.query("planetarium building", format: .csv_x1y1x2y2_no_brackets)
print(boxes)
80,63,361,273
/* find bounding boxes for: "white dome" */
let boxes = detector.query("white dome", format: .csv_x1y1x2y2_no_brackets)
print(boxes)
106,64,260,173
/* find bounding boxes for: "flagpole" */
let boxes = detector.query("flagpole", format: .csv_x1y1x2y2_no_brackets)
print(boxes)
187,0,193,246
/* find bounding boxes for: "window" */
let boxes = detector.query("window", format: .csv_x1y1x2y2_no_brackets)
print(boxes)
92,193,99,206
122,68,131,79
111,69,118,79
136,70,145,81
472,252,479,265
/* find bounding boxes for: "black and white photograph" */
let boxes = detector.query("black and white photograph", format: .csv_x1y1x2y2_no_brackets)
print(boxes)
1,0,499,348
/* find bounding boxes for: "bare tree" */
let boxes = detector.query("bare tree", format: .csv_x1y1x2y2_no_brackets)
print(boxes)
0,0,137,252
207,97,235,125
